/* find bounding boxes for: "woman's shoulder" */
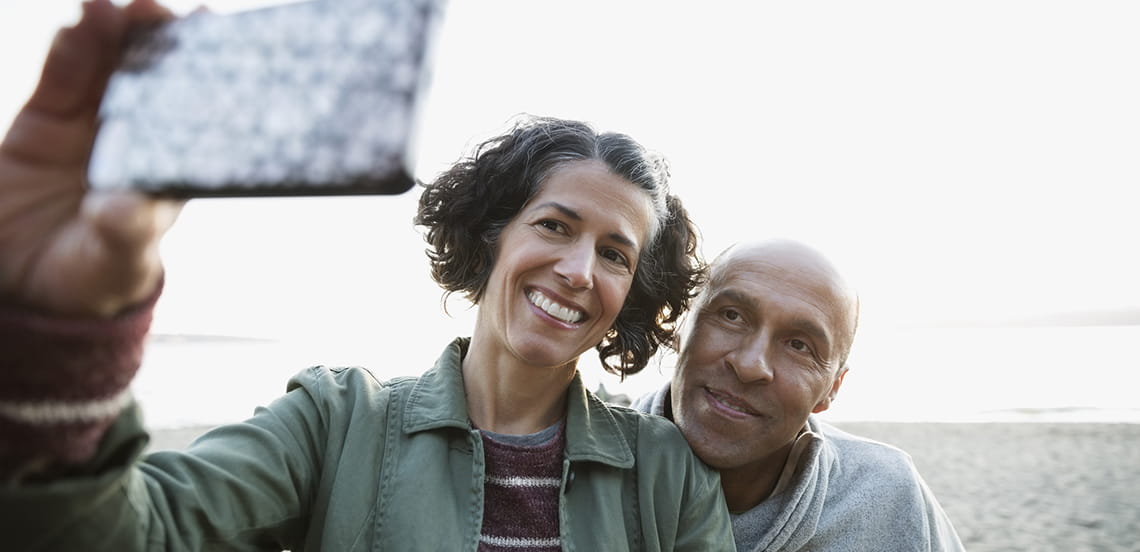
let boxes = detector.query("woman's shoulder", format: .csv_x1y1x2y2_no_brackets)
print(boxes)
289,365,417,388
283,365,420,415
598,401,723,504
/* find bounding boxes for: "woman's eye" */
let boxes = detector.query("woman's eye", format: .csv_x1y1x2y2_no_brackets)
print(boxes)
789,339,811,353
537,220,564,233
601,248,630,268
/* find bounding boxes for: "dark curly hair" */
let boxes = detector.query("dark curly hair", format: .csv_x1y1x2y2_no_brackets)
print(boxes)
415,115,705,377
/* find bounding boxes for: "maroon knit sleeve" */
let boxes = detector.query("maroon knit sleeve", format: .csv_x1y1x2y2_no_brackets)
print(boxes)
0,288,158,475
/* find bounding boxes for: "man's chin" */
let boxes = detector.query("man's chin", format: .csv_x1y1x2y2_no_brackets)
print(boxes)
676,422,748,466
690,441,751,471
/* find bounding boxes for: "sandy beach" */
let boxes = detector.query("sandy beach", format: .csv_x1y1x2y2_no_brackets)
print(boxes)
148,421,1140,551
834,422,1140,552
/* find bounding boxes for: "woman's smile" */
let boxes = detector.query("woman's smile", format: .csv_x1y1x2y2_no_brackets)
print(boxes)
527,288,585,325
471,159,653,370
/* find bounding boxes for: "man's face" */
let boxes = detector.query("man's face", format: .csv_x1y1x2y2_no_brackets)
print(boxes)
670,242,857,476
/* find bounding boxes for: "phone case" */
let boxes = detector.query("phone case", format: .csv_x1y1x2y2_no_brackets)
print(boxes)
87,0,443,197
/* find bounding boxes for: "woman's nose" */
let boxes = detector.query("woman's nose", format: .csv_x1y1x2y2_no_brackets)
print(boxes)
554,244,595,290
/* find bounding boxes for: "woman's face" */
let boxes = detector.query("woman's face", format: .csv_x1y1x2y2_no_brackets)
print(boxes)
476,159,656,370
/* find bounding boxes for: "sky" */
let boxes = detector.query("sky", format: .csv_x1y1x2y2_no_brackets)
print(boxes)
3,1,1139,418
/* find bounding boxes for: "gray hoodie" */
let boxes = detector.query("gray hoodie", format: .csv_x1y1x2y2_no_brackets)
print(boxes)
632,383,965,552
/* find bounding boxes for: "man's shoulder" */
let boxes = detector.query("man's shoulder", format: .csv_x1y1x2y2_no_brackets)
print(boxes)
806,418,965,550
813,418,920,477
628,382,670,417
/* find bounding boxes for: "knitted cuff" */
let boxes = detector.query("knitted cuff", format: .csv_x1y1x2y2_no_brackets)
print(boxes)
0,288,158,468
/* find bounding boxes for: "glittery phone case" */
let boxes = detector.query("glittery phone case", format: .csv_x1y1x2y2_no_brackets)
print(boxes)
88,0,443,197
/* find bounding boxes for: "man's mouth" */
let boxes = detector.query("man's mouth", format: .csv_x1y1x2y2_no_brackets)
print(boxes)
705,387,762,417
528,289,585,324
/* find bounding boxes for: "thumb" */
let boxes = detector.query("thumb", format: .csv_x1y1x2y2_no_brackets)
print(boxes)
82,190,184,249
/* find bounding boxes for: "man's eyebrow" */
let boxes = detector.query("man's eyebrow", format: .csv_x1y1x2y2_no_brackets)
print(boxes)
710,287,832,346
789,318,831,349
712,288,758,310
711,288,747,305
533,201,638,250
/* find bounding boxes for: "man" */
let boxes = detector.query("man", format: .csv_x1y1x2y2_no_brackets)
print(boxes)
633,239,964,551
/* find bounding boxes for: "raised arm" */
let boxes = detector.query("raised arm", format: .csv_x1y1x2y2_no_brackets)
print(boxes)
0,0,180,318
0,0,181,478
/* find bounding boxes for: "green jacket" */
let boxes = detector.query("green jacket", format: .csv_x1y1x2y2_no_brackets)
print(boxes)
4,338,734,551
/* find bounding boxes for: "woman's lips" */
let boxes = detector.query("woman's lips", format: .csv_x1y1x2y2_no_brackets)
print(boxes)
527,288,586,325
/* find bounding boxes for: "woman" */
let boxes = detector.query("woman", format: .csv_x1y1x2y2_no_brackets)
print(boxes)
0,2,732,550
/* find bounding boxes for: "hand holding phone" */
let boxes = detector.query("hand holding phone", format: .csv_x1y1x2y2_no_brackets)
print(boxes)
88,0,443,198
0,0,180,317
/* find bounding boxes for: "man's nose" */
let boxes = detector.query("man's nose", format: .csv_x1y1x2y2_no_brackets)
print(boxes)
728,334,774,384
555,243,595,290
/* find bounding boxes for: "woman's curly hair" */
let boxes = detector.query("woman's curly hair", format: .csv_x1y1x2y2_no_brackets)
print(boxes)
415,115,705,377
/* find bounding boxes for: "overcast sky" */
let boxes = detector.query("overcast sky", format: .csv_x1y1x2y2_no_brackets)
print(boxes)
4,1,1139,422
4,0,1138,338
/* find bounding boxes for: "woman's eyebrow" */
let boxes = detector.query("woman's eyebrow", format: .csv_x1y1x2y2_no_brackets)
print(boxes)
532,201,638,250
533,201,582,222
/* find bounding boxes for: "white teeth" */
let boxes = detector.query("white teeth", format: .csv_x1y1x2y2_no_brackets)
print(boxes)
711,390,754,415
722,401,749,414
528,290,584,324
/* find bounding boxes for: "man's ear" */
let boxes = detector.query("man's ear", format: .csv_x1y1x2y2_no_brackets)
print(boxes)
812,364,849,414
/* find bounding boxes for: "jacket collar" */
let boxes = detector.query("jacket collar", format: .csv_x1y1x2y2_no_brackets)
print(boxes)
403,338,635,468
402,338,472,433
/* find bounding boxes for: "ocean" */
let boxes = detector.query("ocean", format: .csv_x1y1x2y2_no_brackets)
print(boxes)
132,324,1140,430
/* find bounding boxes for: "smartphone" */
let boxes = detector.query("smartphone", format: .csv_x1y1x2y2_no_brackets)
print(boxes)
87,0,444,198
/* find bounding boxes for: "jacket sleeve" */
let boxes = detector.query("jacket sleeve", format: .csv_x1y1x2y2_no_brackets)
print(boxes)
0,292,155,477
0,368,333,552
636,416,737,552
673,447,737,551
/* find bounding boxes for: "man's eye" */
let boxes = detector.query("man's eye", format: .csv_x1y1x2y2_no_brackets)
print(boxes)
722,309,741,321
789,339,811,352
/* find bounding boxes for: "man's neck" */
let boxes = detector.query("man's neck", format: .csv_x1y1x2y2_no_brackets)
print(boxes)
720,425,818,514
717,444,793,514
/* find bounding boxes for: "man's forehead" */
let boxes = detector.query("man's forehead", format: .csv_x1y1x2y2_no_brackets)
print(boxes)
714,242,853,300
708,253,800,295
706,248,856,331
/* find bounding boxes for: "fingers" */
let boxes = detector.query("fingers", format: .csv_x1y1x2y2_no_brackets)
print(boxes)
26,1,127,118
0,0,180,317
18,0,176,154
0,101,104,167
21,191,179,317
9,1,129,166
123,0,176,22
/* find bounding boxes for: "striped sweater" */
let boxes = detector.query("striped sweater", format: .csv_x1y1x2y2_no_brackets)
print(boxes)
0,293,155,480
478,423,565,552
